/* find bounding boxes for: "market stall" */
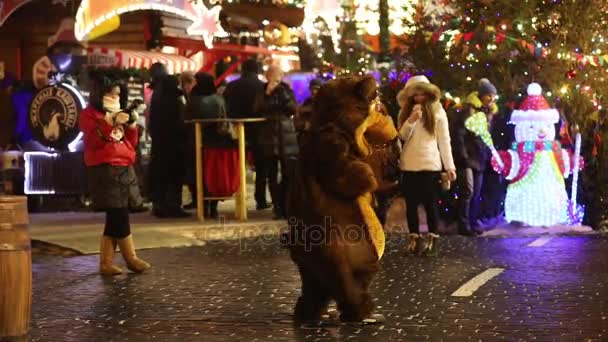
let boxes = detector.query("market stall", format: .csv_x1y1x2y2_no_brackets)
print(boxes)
85,47,198,75
22,23,199,201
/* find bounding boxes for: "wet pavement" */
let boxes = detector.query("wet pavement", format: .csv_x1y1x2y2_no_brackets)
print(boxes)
27,233,608,341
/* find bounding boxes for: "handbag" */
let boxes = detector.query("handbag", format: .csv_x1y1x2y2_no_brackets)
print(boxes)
215,98,237,140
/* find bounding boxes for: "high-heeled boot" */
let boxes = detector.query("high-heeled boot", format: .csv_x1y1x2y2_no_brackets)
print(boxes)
117,235,151,273
99,235,123,275
405,233,421,255
423,233,440,257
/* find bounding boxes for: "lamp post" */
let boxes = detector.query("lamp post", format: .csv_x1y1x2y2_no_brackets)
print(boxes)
378,0,390,63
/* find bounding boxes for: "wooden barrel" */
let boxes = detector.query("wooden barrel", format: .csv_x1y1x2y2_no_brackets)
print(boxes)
0,196,31,338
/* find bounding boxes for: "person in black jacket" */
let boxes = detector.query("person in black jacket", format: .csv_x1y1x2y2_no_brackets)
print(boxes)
451,78,498,236
223,59,268,209
148,64,190,218
477,104,513,224
185,72,235,218
294,78,323,134
255,65,299,219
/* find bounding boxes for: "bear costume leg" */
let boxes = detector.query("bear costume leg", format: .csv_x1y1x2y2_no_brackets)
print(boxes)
291,248,380,323
328,250,379,322
293,264,332,322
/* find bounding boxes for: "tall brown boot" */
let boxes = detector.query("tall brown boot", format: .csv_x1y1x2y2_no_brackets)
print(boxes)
99,236,123,275
117,235,151,273
405,233,421,255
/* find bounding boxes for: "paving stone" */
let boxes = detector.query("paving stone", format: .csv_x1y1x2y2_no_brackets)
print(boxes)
21,234,608,341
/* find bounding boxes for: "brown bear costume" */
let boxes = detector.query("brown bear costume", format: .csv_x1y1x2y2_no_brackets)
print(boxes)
285,75,398,323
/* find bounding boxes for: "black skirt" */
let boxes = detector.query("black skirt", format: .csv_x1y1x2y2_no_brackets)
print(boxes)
87,164,142,211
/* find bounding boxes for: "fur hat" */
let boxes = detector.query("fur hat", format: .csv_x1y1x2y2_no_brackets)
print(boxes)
478,78,497,97
396,75,441,108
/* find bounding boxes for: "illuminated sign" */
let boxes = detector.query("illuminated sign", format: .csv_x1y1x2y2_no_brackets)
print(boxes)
75,0,225,47
29,83,85,150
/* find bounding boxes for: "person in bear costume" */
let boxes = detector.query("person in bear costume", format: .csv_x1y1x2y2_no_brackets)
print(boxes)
285,75,397,324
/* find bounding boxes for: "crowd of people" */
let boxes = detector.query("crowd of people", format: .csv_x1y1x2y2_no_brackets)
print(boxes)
79,59,519,271
118,59,302,221
0,57,549,272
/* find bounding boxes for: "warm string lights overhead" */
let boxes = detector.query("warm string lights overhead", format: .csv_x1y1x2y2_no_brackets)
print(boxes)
412,0,608,113
352,0,417,36
301,0,343,54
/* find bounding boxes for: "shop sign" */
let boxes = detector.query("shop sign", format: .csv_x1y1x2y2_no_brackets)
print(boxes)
29,83,85,150
87,53,119,67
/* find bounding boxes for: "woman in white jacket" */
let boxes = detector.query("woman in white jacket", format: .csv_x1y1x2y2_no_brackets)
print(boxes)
396,75,456,256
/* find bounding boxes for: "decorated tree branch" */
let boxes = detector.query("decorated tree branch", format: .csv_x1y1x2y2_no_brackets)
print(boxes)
401,0,608,229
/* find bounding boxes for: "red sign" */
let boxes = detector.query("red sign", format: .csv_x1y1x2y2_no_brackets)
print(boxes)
0,0,33,26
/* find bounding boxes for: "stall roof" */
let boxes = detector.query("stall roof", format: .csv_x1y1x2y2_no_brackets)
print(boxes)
86,47,198,74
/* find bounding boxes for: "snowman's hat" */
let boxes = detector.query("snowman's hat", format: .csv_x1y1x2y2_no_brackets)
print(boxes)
510,83,559,124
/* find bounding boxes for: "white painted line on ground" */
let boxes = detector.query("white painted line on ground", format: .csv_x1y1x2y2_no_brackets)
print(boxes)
451,268,505,297
527,236,553,247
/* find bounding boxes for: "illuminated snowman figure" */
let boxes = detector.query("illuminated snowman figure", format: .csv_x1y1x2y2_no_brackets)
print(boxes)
491,83,578,226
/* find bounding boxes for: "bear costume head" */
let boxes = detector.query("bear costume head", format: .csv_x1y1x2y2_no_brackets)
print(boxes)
310,75,397,158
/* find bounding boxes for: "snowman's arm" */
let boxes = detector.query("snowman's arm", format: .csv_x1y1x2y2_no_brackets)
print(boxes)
563,149,585,177
492,150,519,180
561,149,571,178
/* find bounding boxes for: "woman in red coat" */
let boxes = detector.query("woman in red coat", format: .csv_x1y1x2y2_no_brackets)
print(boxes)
79,76,151,275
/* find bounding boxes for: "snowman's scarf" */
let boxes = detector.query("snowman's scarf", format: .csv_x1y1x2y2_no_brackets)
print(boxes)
509,140,565,183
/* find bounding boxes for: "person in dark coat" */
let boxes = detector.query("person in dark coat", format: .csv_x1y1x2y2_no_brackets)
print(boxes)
450,78,498,236
224,59,264,120
185,72,235,218
223,59,267,209
294,78,323,134
477,104,513,224
255,65,299,219
148,63,190,218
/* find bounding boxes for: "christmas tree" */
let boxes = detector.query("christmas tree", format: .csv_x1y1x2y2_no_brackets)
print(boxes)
403,0,608,229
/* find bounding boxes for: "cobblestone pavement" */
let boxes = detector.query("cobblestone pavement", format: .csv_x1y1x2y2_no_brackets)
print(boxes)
26,233,608,341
